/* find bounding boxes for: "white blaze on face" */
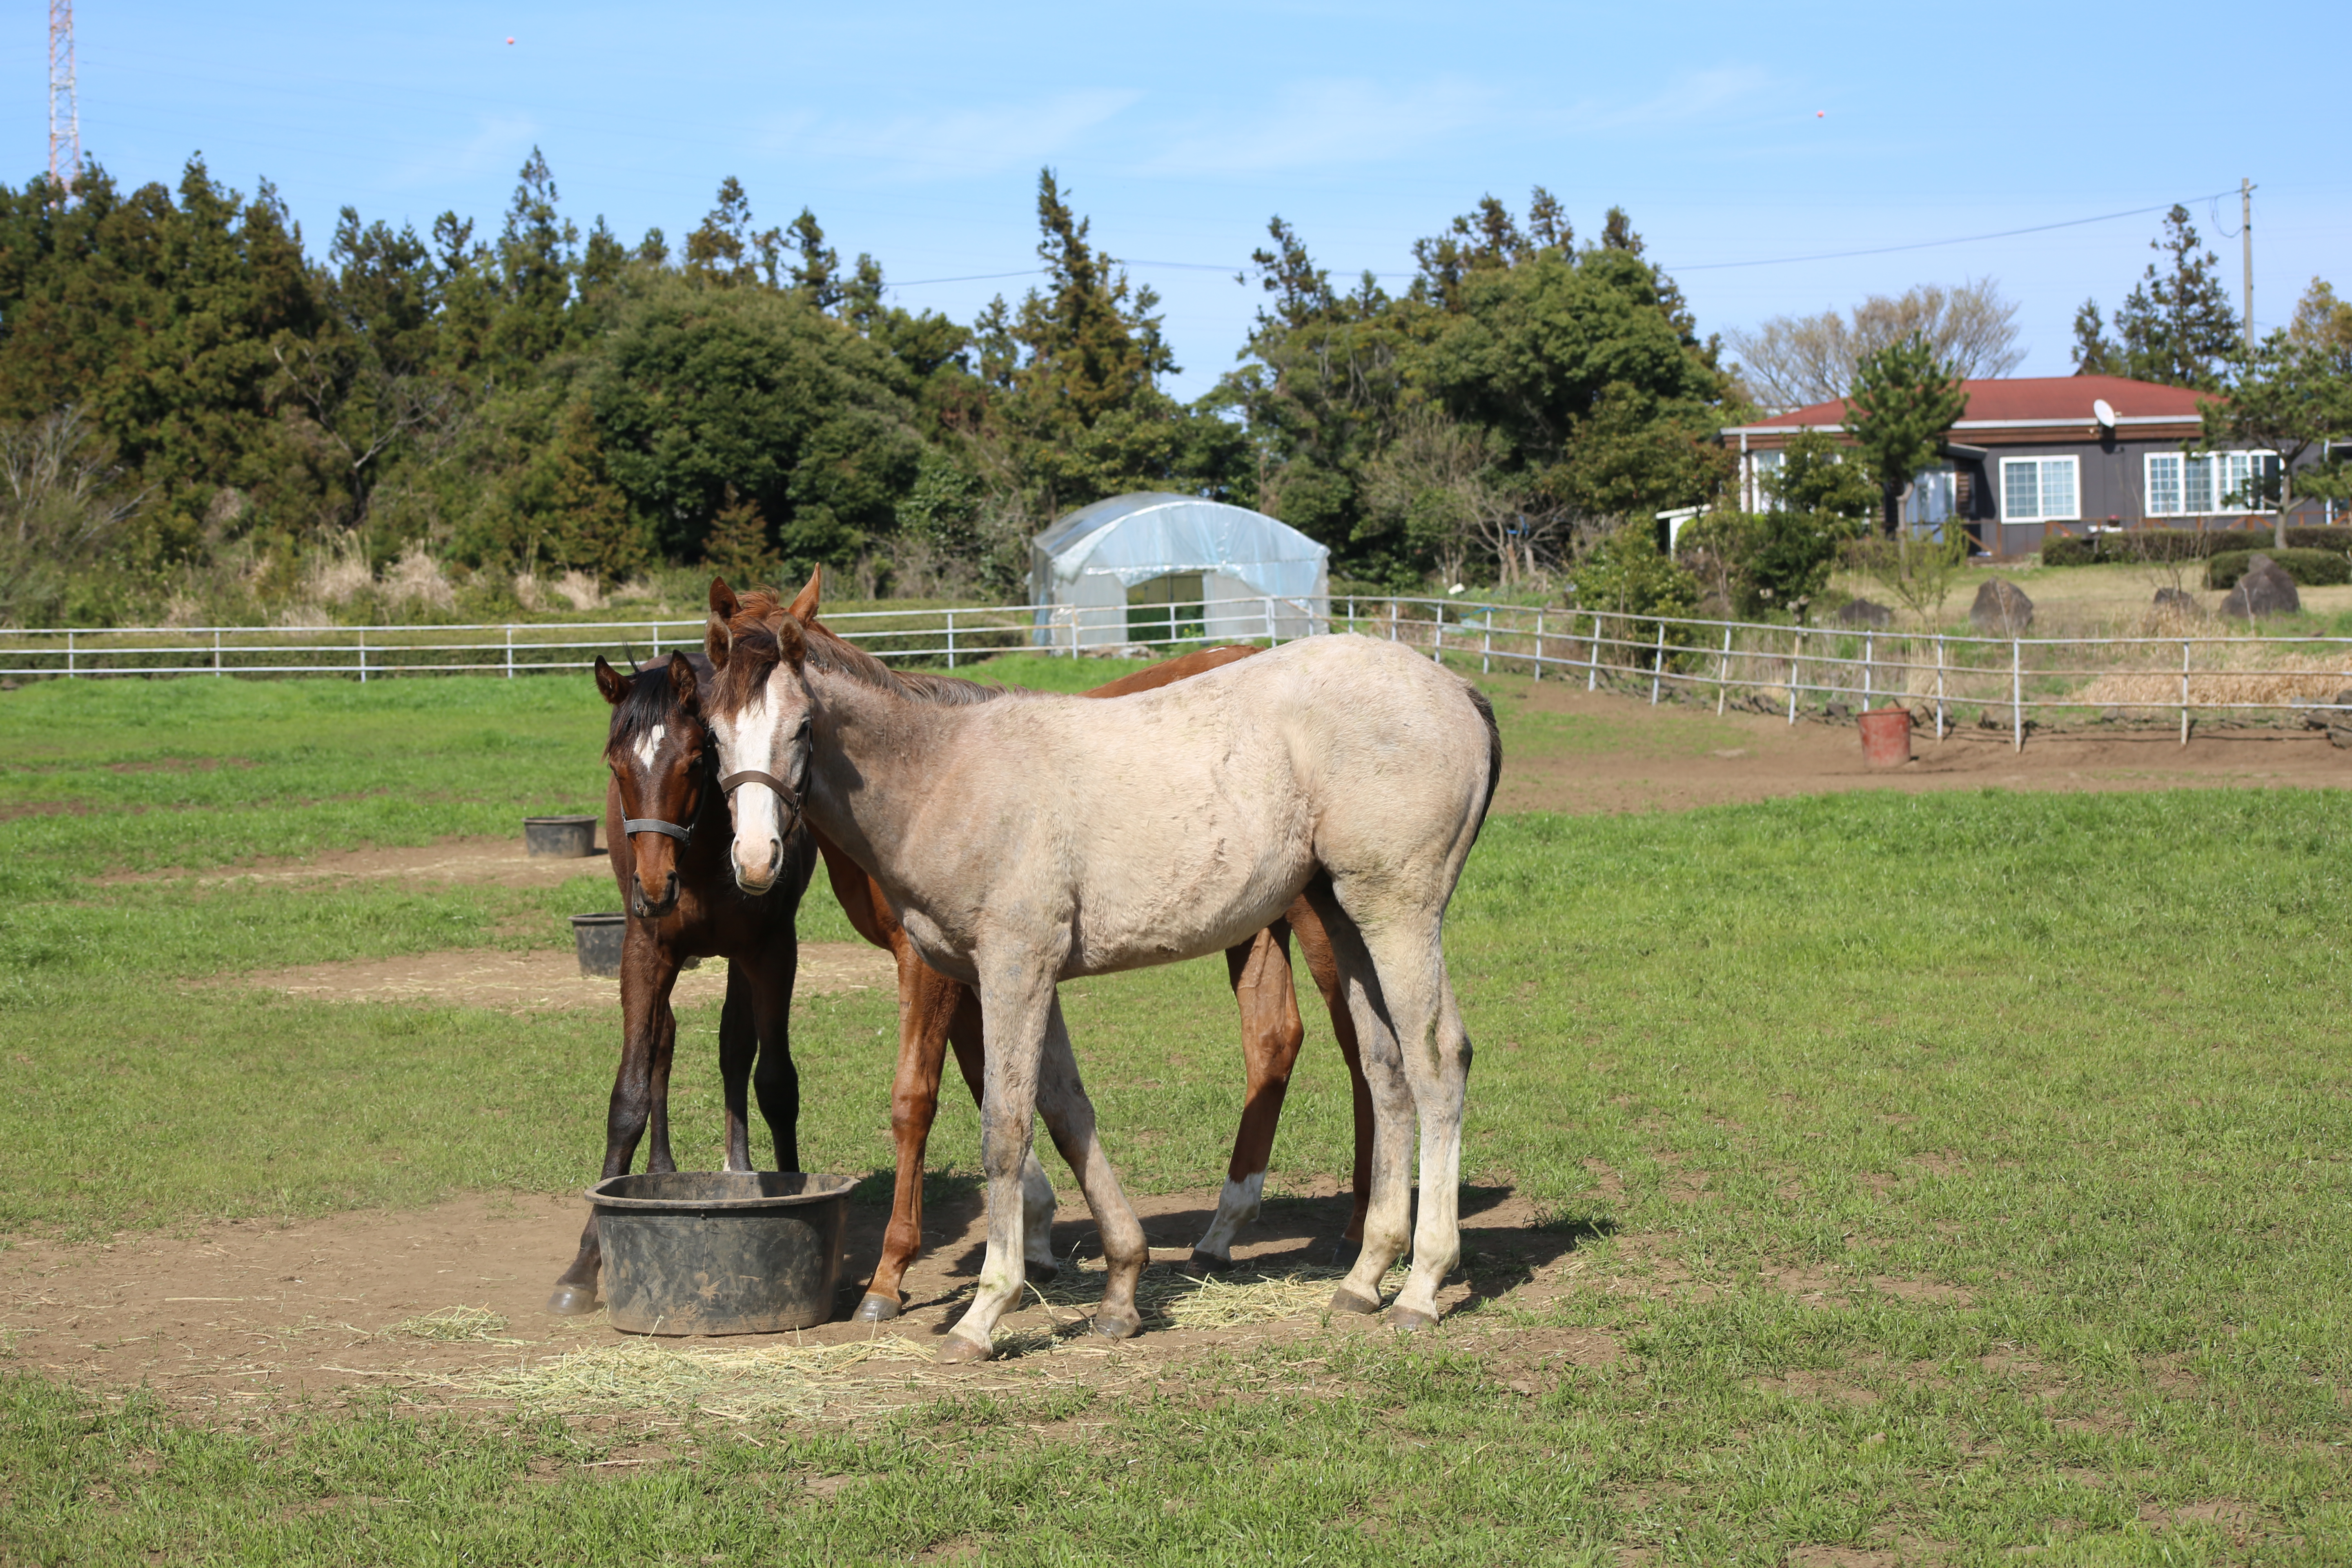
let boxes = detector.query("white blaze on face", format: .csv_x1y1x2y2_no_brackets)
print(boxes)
632,725,665,772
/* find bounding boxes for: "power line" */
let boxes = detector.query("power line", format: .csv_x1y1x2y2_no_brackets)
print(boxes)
1659,192,2242,271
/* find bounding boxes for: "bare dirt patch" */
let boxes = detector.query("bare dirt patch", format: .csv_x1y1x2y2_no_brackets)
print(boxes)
0,1182,1586,1418
1490,683,2352,817
102,833,612,890
231,942,896,1011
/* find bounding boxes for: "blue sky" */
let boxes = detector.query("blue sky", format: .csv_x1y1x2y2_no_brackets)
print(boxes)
11,1,2348,400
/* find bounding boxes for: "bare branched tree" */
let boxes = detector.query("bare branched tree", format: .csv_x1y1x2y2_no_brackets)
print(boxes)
1727,278,2026,408
1362,409,1567,588
0,408,150,626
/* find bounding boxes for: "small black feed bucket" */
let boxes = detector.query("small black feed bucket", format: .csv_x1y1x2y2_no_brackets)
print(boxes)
588,1172,855,1335
523,814,599,858
570,913,627,977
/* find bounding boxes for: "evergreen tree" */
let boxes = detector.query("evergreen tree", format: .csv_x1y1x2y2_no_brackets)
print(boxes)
2075,206,2241,388
1846,332,1969,535
490,148,577,369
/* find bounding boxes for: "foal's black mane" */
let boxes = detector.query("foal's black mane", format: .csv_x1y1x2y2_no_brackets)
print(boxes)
607,650,716,752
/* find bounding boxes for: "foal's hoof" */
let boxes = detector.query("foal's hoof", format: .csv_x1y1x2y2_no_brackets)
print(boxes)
934,1336,996,1365
543,1283,599,1317
1178,1249,1233,1279
854,1292,902,1324
1090,1311,1142,1341
1023,1260,1060,1286
1328,1287,1383,1316
1386,1305,1439,1334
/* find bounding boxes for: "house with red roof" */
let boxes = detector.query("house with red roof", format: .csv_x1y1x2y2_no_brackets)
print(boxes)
1717,376,2311,557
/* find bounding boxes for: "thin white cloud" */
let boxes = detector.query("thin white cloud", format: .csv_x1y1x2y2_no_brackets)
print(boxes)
759,89,1142,180
388,112,541,190
1140,76,1497,176
1557,65,1771,133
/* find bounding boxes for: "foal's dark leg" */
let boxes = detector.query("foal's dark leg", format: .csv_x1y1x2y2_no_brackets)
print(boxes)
748,934,802,1173
547,924,681,1316
718,965,760,1173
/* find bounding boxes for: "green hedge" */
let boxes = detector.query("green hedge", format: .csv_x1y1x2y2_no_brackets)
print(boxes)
2042,527,2351,566
2205,548,2352,590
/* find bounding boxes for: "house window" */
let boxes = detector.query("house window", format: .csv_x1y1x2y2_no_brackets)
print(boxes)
2144,450,2280,516
1749,450,1784,511
1999,457,2078,523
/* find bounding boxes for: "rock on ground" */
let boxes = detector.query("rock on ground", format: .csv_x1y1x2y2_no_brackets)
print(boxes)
2219,555,2301,619
1971,578,2034,635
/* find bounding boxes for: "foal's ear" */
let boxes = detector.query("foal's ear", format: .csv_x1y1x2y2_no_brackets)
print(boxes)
593,655,628,707
667,650,698,710
708,577,740,621
774,615,806,668
704,612,733,670
786,565,822,623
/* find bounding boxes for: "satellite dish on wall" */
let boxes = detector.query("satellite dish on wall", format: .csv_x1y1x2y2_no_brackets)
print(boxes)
2092,398,2118,429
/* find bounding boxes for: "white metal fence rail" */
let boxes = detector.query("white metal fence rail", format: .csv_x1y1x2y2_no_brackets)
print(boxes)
6,594,2348,749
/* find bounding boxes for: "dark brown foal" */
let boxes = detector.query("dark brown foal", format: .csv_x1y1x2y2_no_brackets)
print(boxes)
545,650,815,1316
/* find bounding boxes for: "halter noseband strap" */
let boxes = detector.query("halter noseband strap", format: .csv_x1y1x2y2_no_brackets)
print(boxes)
622,816,693,844
719,769,800,814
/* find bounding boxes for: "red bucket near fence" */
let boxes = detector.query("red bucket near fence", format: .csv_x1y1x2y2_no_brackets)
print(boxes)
1858,707,1913,768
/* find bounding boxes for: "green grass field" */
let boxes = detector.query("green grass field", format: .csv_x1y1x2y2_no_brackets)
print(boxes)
2,668,2349,1564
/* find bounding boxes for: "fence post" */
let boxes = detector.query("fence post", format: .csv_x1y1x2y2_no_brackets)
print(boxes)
1265,595,1276,647
946,609,957,670
1934,636,1946,741
1533,609,1544,680
65,628,74,679
1432,606,1443,664
2011,638,2022,752
1588,613,1601,691
214,628,223,677
1863,631,1874,710
649,622,659,660
1649,621,1665,705
1716,625,1732,715
1389,597,1399,642
1481,615,1491,675
1788,631,1802,725
505,626,514,679
358,628,368,684
2180,640,2191,746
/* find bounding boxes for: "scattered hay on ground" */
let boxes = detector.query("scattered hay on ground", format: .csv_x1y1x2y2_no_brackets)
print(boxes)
388,1306,520,1343
454,1334,933,1420
1027,1258,1408,1331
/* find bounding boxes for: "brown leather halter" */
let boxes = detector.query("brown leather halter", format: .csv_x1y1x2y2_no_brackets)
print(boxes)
719,768,802,818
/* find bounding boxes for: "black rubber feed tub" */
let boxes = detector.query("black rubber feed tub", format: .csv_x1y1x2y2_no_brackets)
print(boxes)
590,1172,855,1334
523,814,599,858
570,913,627,977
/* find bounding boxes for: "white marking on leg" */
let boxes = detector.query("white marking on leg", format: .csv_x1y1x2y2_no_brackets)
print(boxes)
632,725,664,771
1192,1172,1264,1261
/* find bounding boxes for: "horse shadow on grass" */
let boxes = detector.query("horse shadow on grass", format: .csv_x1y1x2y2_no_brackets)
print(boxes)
841,1172,1615,1323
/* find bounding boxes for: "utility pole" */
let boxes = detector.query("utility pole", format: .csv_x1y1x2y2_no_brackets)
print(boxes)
2241,178,2255,356
48,0,80,197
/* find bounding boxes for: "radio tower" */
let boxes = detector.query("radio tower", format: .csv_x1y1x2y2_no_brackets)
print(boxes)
49,0,81,196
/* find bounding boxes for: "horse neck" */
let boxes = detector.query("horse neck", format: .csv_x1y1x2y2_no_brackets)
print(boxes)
801,661,965,884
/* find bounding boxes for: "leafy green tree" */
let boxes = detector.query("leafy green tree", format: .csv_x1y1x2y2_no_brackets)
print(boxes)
488,148,578,371
683,176,777,290
1572,517,1699,663
1846,332,1968,535
588,276,922,571
2072,206,2241,388
2201,281,2352,548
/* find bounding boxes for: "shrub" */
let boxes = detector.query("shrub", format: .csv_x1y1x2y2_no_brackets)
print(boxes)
2042,527,2352,566
2205,548,2352,590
